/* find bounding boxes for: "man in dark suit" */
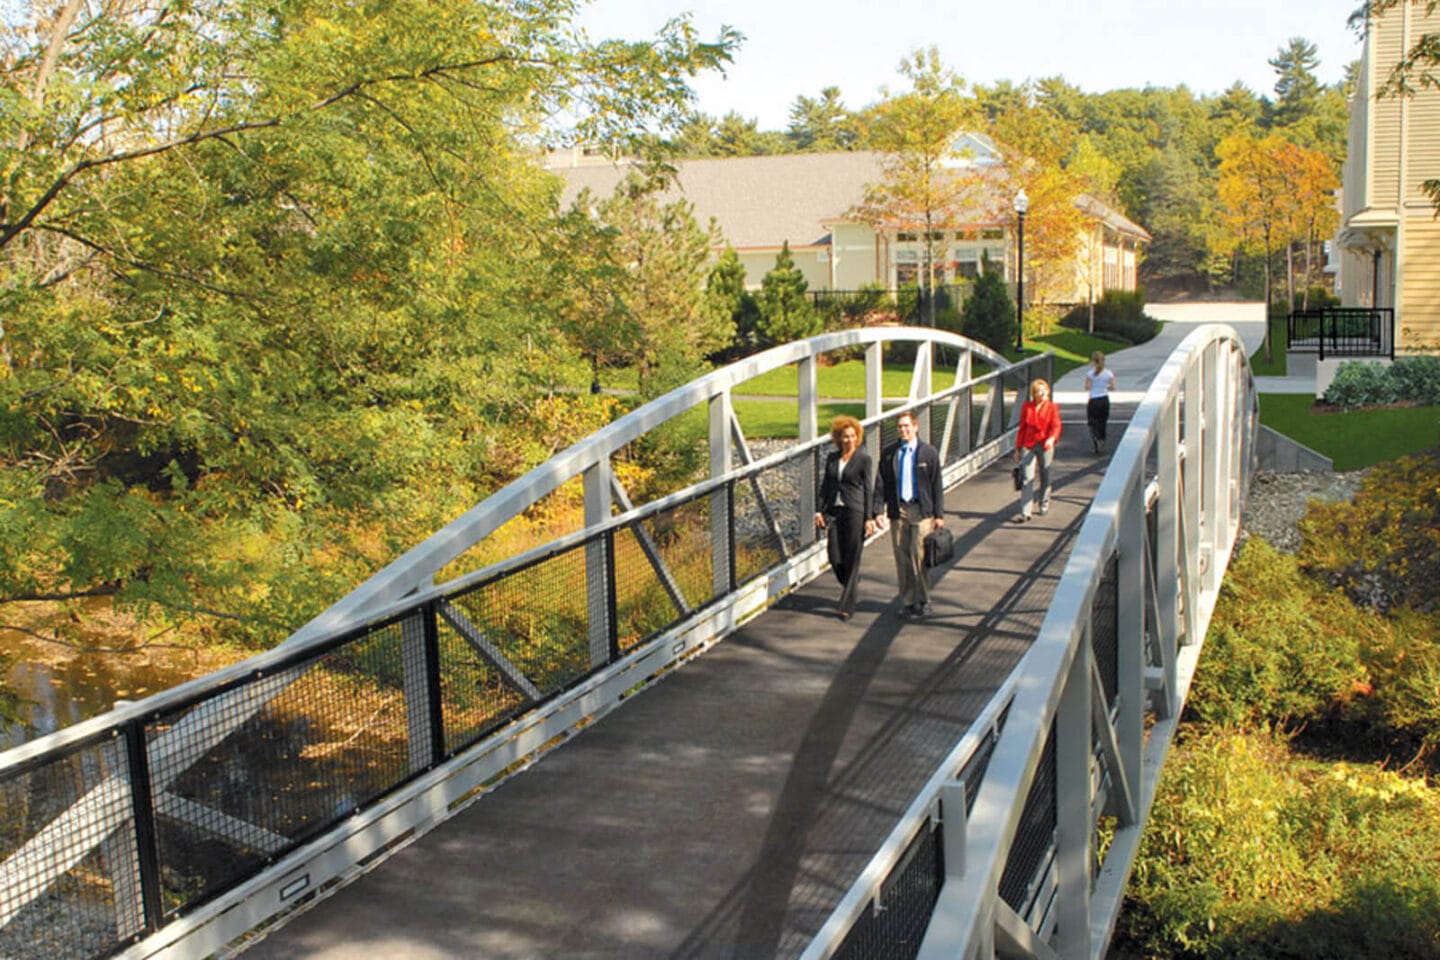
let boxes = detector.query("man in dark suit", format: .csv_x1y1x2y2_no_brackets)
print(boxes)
876,409,945,617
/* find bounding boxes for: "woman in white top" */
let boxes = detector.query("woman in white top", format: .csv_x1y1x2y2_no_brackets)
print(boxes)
1083,351,1116,454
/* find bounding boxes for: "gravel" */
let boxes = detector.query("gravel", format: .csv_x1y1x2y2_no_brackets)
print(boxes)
1238,468,1370,554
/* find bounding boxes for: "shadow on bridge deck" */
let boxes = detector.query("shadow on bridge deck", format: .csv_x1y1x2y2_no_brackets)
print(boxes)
240,401,1124,960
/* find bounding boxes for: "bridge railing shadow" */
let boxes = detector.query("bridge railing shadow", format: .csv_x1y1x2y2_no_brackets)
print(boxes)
0,331,1047,960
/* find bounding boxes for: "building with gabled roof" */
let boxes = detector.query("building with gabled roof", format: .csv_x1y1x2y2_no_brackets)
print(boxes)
548,148,1149,307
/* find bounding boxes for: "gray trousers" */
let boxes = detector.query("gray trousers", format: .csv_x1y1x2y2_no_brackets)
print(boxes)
1019,444,1054,517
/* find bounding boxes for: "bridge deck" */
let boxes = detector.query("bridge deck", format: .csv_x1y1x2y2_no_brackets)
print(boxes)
240,403,1119,960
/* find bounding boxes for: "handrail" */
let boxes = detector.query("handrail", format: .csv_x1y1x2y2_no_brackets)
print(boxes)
912,323,1255,960
0,327,1024,960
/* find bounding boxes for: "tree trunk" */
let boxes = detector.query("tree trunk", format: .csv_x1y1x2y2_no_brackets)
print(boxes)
1284,242,1296,316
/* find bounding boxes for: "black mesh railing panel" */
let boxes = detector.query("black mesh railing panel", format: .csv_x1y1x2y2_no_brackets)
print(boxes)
434,609,531,755
754,451,808,556
998,725,1057,915
0,736,137,960
833,822,943,960
928,400,951,463
446,542,594,700
1092,554,1120,708
733,472,789,587
613,495,716,650
151,627,413,918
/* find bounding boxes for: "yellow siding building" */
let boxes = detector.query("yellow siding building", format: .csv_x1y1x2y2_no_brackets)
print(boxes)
1338,0,1440,353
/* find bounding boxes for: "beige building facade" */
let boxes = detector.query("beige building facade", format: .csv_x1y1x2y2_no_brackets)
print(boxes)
550,149,1149,307
1338,1,1440,352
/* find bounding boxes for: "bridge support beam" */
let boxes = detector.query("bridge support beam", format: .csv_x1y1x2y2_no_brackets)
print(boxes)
710,391,734,595
583,458,614,669
1054,627,1092,960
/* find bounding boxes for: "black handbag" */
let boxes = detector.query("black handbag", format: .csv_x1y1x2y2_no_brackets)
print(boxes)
1011,466,1023,490
923,527,955,568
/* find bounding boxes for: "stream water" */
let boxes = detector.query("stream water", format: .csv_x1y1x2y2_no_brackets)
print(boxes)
1,638,219,751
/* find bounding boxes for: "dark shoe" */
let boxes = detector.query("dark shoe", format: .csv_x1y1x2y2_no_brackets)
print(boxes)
1010,513,1029,524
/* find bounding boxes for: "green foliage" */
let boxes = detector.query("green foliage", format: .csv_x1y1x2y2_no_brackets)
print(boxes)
1123,451,1440,958
1324,357,1440,409
1123,728,1440,960
706,247,763,359
1186,539,1369,731
1298,451,1440,616
960,258,1015,353
758,242,821,345
0,0,738,645
1059,289,1159,344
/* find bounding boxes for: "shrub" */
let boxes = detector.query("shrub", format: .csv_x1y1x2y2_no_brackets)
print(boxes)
1298,450,1440,616
1324,360,1401,407
1323,356,1440,409
1389,355,1440,406
1121,728,1440,960
960,262,1014,353
1187,539,1367,731
1059,288,1159,344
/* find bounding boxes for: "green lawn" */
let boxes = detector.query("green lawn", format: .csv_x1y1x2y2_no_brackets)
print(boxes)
733,400,868,439
1249,311,1289,376
1259,394,1440,470
1019,330,1131,382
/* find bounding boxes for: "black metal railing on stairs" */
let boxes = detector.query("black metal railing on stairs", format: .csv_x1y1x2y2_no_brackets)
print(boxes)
1286,307,1395,361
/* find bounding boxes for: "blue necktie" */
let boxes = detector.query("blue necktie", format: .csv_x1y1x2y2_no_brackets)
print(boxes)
900,445,913,501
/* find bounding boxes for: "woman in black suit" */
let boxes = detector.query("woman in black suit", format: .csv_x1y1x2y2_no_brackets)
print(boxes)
813,415,876,620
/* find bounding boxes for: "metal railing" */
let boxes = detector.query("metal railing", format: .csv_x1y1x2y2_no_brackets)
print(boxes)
799,324,1258,960
1287,307,1395,360
0,328,1037,960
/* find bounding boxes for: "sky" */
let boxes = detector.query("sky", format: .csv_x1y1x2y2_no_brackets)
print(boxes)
575,0,1366,130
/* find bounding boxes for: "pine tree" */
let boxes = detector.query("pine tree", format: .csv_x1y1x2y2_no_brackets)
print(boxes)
759,242,820,345
961,254,1015,354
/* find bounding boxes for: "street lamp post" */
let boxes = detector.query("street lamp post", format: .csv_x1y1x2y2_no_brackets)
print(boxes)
1014,188,1028,354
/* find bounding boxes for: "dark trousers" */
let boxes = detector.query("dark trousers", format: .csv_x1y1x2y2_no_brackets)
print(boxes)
1086,395,1111,446
826,507,866,613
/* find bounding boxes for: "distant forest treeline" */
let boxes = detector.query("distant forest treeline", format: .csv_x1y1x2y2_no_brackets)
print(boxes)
663,36,1353,296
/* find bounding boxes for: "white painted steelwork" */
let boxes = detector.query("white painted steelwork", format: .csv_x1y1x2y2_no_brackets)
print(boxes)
908,324,1251,960
0,328,1021,960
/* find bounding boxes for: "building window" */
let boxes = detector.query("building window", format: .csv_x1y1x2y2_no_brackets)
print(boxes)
980,227,1004,241
956,255,980,280
897,231,917,242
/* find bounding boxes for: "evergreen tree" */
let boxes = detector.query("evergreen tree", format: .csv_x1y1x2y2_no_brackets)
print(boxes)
706,248,763,357
759,242,820,345
1268,37,1323,129
961,255,1015,354
786,86,857,152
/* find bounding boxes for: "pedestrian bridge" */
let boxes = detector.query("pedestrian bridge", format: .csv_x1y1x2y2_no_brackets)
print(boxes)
0,325,1256,960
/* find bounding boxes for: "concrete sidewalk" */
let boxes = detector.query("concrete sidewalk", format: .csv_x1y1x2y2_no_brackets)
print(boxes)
1052,301,1266,404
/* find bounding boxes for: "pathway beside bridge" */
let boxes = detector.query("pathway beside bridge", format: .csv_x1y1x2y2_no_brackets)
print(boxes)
236,305,1262,960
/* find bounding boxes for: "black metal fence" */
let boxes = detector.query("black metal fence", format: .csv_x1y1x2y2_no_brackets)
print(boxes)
0,360,1039,960
1287,307,1395,360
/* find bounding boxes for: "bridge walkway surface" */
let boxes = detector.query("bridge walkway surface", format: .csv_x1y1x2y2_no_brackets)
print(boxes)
238,401,1121,960
236,306,1265,960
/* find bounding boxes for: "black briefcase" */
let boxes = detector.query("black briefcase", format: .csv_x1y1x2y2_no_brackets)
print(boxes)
923,527,955,568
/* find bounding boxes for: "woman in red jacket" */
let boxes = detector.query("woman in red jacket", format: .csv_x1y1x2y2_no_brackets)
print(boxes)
1012,377,1062,522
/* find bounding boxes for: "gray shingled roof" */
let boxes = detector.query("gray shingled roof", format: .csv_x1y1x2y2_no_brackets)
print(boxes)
553,152,885,250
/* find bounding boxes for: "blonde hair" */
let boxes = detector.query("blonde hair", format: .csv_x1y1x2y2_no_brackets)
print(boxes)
1029,378,1051,402
1091,351,1106,372
829,414,864,446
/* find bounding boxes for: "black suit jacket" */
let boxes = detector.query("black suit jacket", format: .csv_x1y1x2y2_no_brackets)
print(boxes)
818,448,874,517
877,439,944,521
